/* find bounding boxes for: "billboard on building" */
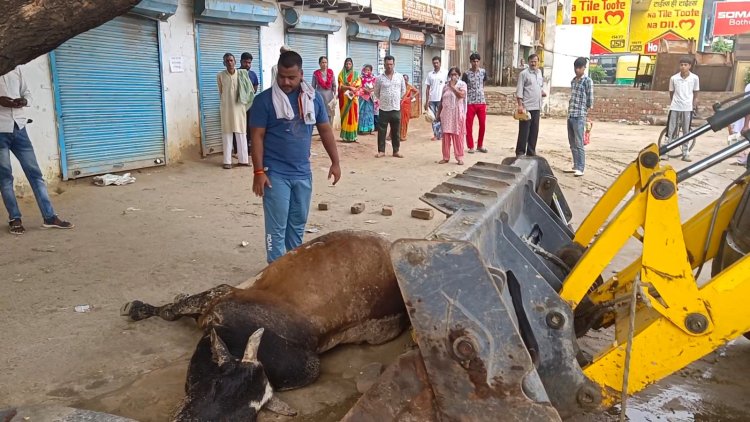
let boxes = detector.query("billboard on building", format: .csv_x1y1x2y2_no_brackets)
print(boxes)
372,0,403,19
562,0,632,53
713,1,750,36
628,0,705,54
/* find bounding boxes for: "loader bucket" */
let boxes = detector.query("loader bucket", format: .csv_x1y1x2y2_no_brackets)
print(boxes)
347,157,604,420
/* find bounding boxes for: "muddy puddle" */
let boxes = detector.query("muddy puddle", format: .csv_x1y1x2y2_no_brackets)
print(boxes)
75,332,415,421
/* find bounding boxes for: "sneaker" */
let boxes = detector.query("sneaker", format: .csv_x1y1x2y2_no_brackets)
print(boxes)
681,155,692,162
9,219,25,235
467,149,475,154
563,168,576,173
42,216,74,229
574,170,584,177
477,147,488,153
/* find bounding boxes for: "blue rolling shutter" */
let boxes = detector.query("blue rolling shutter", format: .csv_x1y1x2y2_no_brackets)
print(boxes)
347,40,378,72
196,22,261,156
51,15,166,180
392,44,415,81
286,33,327,84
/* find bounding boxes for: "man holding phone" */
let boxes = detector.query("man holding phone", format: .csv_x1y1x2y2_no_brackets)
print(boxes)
0,67,73,235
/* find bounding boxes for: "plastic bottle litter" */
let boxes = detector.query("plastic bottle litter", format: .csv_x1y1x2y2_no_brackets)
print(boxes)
74,305,91,313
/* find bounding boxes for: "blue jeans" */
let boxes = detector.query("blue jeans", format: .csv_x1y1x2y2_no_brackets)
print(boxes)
262,173,312,263
428,101,442,140
0,123,56,221
567,117,586,171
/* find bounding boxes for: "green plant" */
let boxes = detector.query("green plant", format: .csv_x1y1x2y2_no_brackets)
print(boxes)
589,65,606,83
712,37,733,53
745,67,750,85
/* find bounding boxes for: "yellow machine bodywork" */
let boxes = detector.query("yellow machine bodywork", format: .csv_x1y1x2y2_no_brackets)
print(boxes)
559,144,750,406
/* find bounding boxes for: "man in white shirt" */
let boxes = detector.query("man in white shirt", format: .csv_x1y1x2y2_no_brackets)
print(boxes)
424,56,447,141
374,55,406,158
0,67,73,235
668,57,700,162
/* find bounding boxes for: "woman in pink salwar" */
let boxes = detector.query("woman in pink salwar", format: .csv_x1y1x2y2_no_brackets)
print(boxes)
436,67,467,165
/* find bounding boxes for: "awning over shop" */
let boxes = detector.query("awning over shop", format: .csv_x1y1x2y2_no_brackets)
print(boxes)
390,28,426,45
515,0,543,23
194,0,278,26
284,8,343,33
347,21,392,42
131,0,179,21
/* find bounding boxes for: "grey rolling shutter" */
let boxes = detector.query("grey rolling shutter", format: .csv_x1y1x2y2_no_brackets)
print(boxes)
347,40,378,72
51,15,166,180
286,33,327,83
196,22,261,156
392,44,414,81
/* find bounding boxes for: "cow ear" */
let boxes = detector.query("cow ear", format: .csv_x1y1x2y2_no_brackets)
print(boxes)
210,329,232,367
242,328,264,363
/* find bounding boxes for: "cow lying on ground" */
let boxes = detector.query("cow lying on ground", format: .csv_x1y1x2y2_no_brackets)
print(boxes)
121,230,408,421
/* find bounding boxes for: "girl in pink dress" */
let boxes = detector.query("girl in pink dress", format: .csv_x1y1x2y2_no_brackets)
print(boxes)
436,67,467,165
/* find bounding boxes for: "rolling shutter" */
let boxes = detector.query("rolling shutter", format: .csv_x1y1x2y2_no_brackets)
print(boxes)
51,15,166,180
347,40,378,72
196,22,261,156
391,44,415,81
286,33,327,83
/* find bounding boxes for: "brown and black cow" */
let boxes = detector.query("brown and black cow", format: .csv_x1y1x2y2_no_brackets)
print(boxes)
122,230,408,421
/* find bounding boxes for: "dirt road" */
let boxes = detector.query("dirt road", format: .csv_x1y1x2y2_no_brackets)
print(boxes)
2,116,749,421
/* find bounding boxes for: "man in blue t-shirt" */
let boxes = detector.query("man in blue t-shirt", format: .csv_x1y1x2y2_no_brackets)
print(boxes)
236,52,260,156
240,52,260,92
249,50,341,263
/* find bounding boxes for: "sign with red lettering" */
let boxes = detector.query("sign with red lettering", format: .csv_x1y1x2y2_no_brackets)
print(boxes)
628,0,704,54
557,0,632,53
714,1,750,36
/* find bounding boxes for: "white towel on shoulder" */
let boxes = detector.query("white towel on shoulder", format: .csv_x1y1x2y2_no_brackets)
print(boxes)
272,79,316,125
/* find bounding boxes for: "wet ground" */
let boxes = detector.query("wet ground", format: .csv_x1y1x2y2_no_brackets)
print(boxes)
2,116,750,421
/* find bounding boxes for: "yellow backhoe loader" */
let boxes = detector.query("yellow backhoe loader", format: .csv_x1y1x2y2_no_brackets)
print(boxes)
343,93,750,421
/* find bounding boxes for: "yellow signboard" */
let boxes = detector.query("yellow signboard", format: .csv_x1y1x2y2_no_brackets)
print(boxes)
566,0,632,53
629,0,704,54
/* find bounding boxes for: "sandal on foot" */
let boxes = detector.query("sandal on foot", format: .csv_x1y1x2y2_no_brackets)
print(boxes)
393,152,404,158
375,152,386,158
438,159,449,164
9,219,25,235
457,161,464,165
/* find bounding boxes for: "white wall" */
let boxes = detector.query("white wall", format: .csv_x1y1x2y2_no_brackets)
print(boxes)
13,56,58,195
260,16,286,91
160,0,201,161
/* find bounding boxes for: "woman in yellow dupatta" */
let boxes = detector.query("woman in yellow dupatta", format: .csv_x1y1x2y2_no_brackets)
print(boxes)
337,58,361,142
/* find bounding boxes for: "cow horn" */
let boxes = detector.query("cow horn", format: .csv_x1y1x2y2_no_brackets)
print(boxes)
242,328,264,363
210,328,232,367
265,395,297,416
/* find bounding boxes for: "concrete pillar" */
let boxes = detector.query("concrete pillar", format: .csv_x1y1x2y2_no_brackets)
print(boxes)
501,0,516,85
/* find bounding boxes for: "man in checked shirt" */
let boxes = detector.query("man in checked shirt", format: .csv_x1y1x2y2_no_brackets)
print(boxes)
564,57,594,177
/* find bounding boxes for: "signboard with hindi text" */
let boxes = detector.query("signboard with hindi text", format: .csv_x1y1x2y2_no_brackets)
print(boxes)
564,0,632,53
402,0,444,25
629,0,704,54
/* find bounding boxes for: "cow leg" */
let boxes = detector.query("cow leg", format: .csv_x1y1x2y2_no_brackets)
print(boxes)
121,284,235,322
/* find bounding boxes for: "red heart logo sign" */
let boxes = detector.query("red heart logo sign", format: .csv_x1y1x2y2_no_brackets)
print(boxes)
679,19,695,30
604,10,624,25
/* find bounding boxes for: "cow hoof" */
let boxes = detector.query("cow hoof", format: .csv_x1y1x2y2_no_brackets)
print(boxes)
121,300,153,321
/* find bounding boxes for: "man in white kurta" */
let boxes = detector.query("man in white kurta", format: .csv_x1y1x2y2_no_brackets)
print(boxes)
217,53,248,169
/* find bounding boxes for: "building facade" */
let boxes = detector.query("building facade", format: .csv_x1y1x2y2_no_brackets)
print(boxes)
451,0,545,86
11,0,451,188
